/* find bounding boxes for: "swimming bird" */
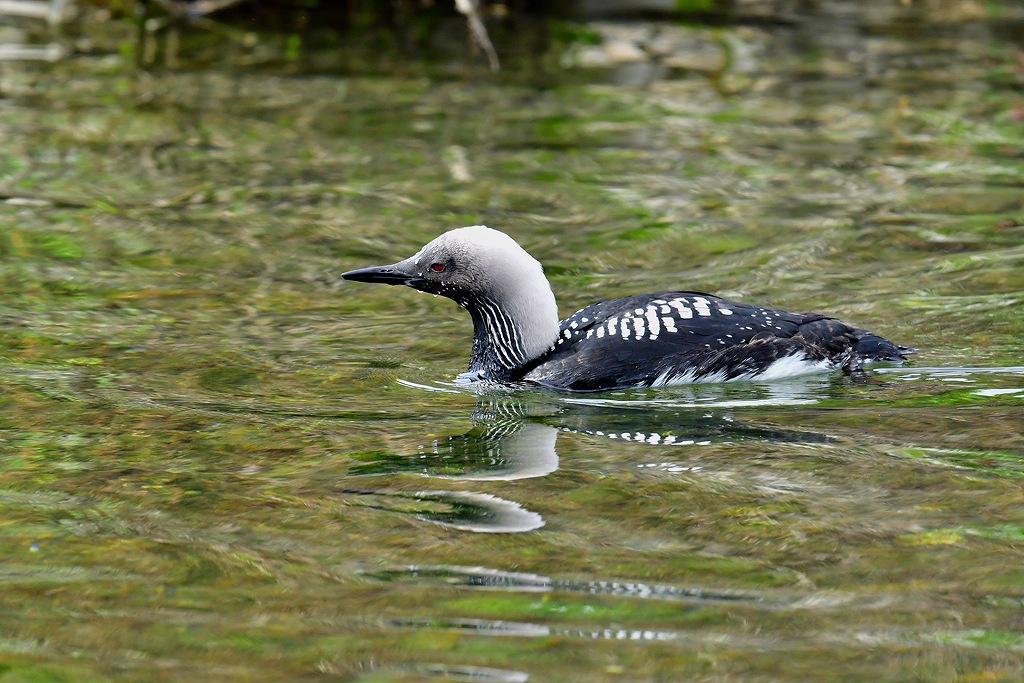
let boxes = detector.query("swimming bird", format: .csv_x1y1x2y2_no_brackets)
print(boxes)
342,226,911,392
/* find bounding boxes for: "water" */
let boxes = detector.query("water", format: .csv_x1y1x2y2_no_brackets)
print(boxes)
1,7,1022,682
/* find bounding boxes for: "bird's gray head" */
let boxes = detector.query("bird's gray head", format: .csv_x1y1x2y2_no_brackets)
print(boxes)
342,226,560,378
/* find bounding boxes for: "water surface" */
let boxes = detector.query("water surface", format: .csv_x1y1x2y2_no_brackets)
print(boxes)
0,8,1022,682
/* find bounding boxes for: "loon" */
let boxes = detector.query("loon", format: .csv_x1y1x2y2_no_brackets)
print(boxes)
342,226,911,392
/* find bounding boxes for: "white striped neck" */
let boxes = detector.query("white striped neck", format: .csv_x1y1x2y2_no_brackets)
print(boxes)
463,293,537,380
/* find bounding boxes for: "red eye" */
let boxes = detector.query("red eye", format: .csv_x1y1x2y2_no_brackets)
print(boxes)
430,263,445,272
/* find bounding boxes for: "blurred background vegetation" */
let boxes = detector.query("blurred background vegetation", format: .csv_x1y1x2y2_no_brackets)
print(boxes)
4,0,1022,75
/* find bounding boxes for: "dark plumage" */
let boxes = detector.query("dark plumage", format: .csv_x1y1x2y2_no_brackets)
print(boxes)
342,226,912,392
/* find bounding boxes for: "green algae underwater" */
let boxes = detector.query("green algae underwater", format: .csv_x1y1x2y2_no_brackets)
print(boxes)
1,8,1023,683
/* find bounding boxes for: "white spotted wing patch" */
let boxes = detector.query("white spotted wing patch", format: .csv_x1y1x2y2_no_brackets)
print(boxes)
667,299,692,319
645,306,661,339
632,316,645,340
692,297,710,313
550,293,813,359
587,295,786,343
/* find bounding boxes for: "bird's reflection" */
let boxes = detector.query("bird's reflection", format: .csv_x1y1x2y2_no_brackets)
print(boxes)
338,488,546,533
350,405,559,481
549,403,832,446
351,397,830,480
345,393,831,533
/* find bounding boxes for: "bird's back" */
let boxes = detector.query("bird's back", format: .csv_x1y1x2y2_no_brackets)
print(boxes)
518,291,908,392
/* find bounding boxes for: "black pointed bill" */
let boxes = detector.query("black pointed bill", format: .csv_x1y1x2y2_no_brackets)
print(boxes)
342,264,418,286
